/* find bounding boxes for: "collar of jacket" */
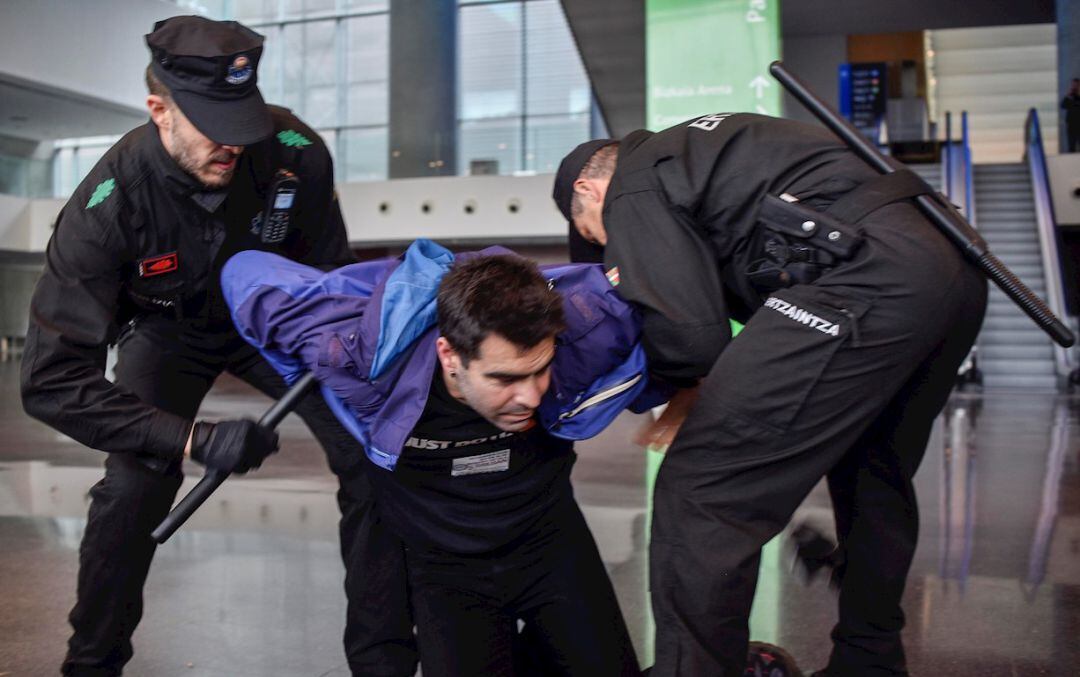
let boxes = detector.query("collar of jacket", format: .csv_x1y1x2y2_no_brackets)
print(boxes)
368,240,517,379
616,128,652,161
141,121,231,213
359,241,662,466
602,128,653,218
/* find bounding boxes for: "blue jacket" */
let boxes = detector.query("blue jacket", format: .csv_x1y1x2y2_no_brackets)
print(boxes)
221,239,669,470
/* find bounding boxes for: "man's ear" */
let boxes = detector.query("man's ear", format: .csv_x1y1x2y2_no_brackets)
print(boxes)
573,177,600,204
147,95,171,130
435,336,461,374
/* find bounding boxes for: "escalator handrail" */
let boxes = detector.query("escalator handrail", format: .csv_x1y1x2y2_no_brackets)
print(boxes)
941,110,974,223
1024,107,1074,374
961,111,975,225
944,111,953,199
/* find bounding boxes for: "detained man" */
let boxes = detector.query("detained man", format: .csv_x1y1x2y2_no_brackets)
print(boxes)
220,240,664,675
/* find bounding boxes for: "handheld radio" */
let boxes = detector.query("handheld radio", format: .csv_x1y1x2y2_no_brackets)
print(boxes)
261,169,300,244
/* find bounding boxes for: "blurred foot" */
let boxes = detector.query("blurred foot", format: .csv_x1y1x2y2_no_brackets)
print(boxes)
789,523,843,588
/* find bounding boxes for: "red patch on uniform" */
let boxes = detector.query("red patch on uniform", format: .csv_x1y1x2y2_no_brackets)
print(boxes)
138,252,179,277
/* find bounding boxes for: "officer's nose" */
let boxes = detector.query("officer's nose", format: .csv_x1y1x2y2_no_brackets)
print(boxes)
221,144,244,155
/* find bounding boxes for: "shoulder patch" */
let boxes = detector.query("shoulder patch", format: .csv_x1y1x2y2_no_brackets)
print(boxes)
86,178,116,209
277,130,313,149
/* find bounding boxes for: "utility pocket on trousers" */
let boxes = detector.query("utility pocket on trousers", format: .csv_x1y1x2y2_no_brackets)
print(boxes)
710,287,872,434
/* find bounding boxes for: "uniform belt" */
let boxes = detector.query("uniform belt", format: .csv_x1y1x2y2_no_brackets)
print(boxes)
745,169,934,297
824,168,936,224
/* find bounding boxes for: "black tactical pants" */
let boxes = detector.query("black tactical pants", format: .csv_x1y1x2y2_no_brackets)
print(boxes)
61,315,416,677
649,202,988,676
407,499,641,677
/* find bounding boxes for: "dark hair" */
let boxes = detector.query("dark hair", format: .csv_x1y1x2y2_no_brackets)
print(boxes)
570,142,619,218
437,255,566,364
145,65,172,99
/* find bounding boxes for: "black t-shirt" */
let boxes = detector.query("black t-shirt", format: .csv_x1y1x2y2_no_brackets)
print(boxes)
369,367,576,555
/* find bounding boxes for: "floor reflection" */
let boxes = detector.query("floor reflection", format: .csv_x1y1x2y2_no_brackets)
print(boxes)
1,355,1078,675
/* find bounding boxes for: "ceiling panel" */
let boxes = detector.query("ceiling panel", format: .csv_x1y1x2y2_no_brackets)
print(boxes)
560,0,1055,136
0,76,145,145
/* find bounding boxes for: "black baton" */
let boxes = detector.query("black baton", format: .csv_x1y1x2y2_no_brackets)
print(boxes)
151,371,319,543
769,61,1076,348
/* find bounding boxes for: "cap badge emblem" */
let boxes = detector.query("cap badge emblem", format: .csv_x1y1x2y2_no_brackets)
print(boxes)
225,54,253,85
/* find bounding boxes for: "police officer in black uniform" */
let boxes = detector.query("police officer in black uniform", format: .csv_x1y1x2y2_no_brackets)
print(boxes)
554,113,988,677
21,17,414,677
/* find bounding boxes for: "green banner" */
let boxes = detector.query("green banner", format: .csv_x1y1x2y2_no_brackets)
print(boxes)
646,0,781,131
640,5,781,658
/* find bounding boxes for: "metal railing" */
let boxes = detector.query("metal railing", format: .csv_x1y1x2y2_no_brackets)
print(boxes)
1024,108,1075,378
942,111,979,383
962,111,975,225
944,111,951,198
941,110,975,224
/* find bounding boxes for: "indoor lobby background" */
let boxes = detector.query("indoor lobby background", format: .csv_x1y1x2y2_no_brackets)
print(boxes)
2,1,1080,675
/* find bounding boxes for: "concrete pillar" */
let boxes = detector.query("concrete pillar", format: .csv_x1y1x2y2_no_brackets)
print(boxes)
388,0,457,178
1058,0,1080,153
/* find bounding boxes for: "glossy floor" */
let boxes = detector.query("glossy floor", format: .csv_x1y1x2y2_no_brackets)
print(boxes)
0,358,1077,676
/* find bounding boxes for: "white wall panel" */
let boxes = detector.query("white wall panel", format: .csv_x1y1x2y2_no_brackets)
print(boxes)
1048,154,1080,226
0,194,31,251
0,0,178,113
337,173,565,243
929,24,1058,163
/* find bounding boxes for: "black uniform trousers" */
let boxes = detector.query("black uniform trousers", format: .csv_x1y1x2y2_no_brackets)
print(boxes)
407,498,641,677
62,315,416,677
649,202,987,676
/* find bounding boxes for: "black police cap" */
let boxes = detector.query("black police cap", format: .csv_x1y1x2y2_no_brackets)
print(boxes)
552,138,616,224
146,16,272,146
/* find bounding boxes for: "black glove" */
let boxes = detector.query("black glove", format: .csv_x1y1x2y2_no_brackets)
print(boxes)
189,419,279,475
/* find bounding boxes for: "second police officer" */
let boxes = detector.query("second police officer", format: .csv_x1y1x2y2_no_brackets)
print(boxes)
555,112,987,677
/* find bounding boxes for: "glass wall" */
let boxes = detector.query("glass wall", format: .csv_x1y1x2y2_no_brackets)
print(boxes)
234,1,391,182
457,0,591,175
48,0,594,196
52,136,121,198
0,153,52,198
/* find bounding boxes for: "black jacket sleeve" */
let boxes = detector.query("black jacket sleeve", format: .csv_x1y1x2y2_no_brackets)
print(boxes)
603,189,731,383
296,137,355,270
20,193,192,458
303,188,355,270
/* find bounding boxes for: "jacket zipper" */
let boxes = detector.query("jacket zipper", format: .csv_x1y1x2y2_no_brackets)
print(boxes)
558,374,643,421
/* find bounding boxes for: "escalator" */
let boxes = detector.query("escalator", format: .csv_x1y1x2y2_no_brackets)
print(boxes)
909,110,1070,390
972,163,1058,389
